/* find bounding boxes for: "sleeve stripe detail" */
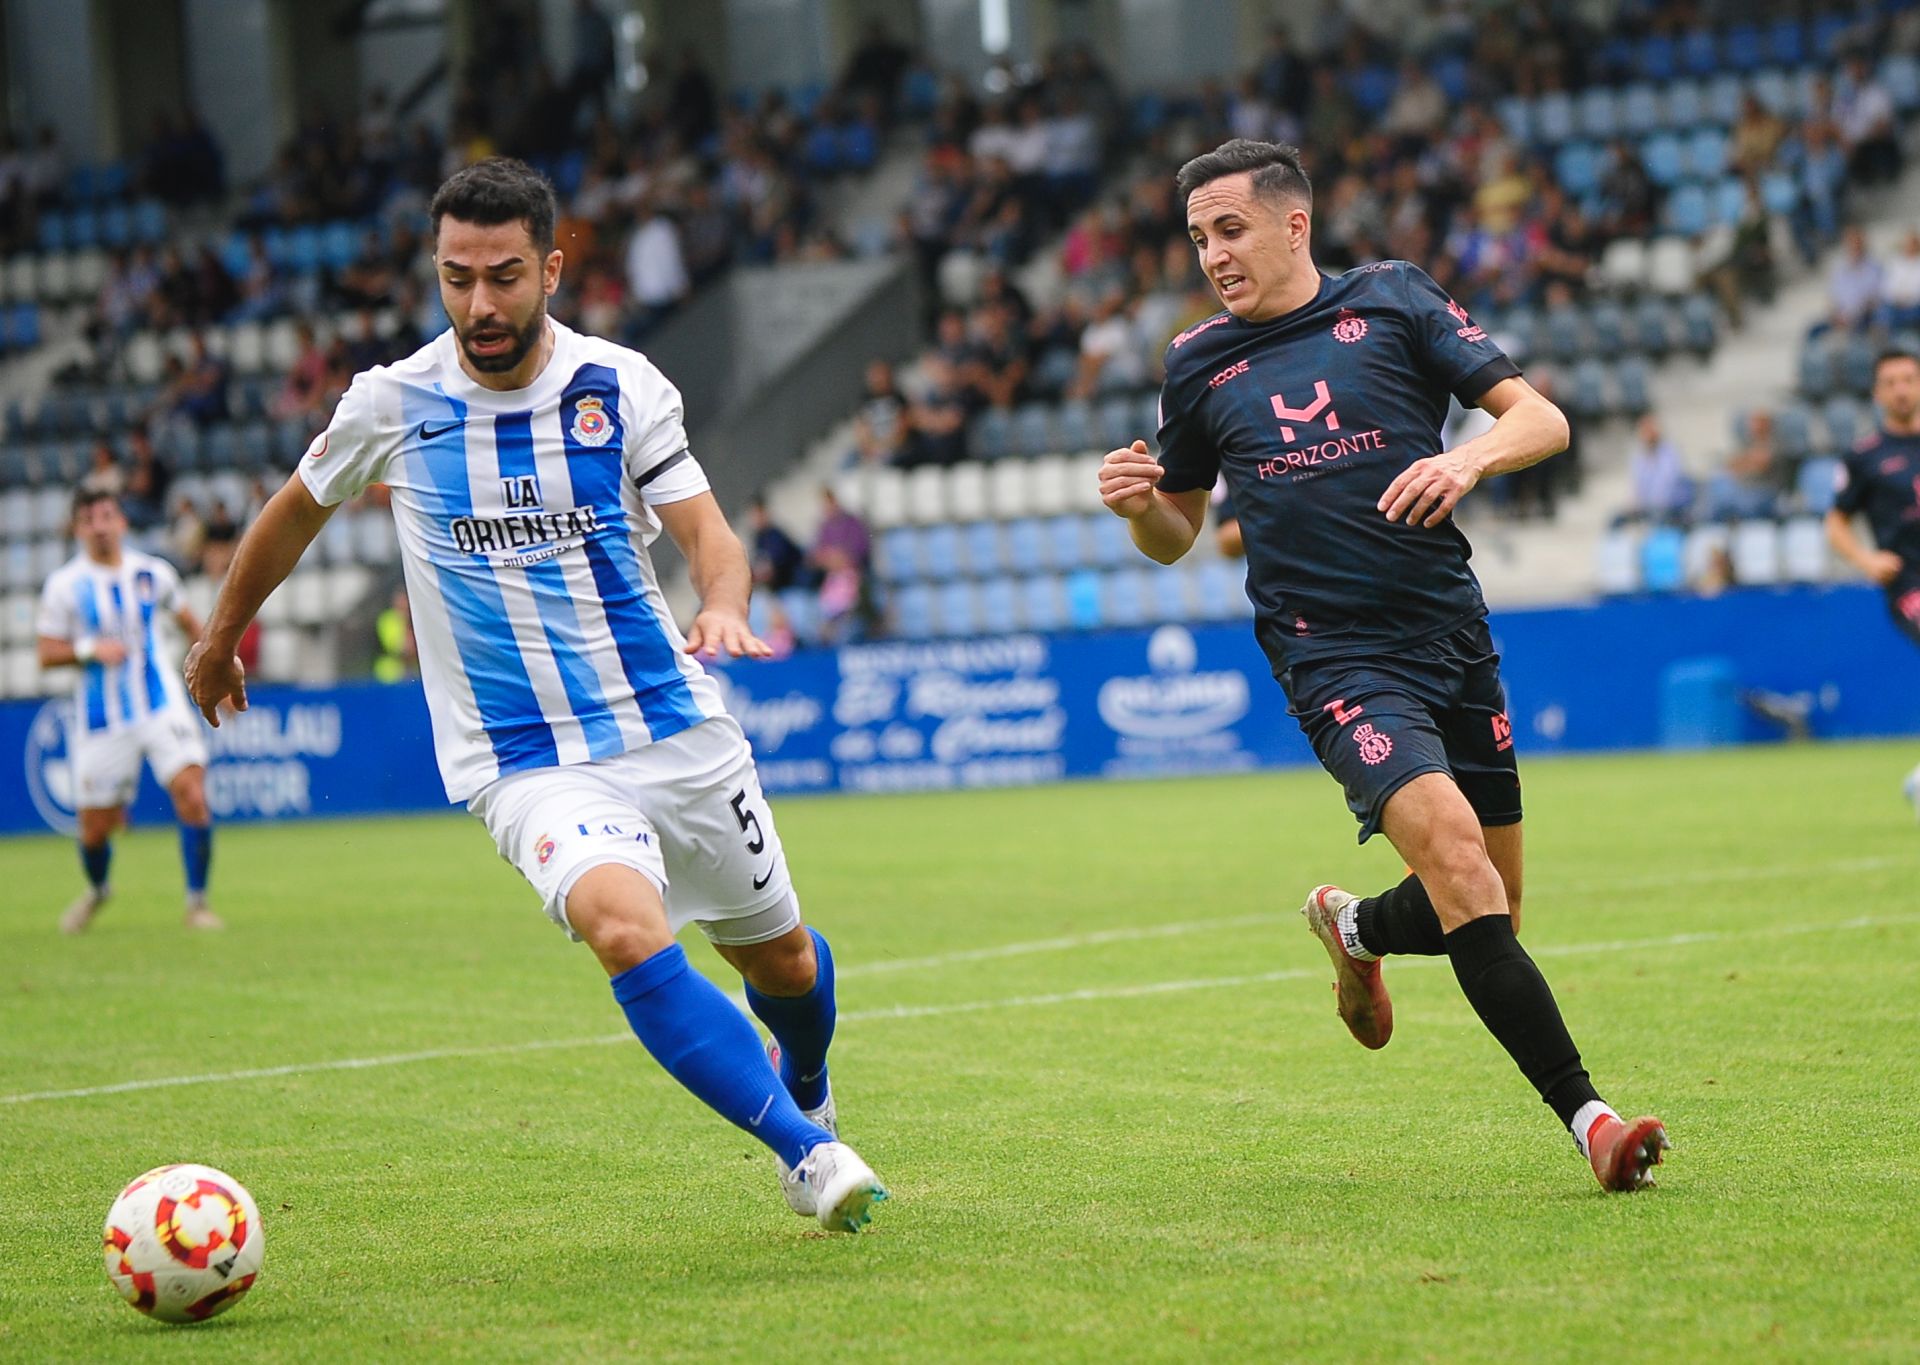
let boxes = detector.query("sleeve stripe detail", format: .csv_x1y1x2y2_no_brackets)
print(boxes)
633,449,690,489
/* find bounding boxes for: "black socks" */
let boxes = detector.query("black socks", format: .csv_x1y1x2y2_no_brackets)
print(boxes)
1353,875,1447,957
1443,914,1602,1127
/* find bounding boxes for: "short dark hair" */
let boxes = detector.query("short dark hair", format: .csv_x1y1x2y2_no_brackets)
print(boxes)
71,486,119,519
1873,347,1920,379
430,157,557,253
1175,138,1313,208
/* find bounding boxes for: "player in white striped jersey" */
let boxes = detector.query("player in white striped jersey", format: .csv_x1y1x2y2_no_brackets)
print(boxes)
184,159,885,1233
37,487,223,933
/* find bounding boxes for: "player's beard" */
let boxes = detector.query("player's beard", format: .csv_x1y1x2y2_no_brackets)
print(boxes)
459,296,547,374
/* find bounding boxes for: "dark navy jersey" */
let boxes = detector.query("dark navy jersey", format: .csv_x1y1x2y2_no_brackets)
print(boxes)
1836,429,1920,587
1157,261,1520,672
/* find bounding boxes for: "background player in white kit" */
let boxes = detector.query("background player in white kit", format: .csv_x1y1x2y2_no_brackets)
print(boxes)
184,158,885,1233
37,487,223,933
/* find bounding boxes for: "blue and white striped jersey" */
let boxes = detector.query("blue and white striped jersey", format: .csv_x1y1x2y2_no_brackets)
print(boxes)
299,321,728,802
37,550,194,736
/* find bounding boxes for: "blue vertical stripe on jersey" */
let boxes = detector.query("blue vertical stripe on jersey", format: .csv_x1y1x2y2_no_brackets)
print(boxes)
136,574,167,712
401,384,559,774
559,363,705,741
492,410,625,761
106,581,133,725
74,577,108,731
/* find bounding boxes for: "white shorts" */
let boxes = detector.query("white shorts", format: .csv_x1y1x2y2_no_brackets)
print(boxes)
468,715,801,946
71,709,209,811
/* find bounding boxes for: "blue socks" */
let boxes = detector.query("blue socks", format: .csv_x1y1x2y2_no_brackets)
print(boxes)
80,840,111,891
610,944,832,1169
179,824,212,897
744,927,836,1111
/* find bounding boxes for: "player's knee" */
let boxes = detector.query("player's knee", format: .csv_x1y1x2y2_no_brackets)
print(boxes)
1422,833,1503,916
171,784,210,826
564,866,673,974
735,926,817,997
78,809,118,845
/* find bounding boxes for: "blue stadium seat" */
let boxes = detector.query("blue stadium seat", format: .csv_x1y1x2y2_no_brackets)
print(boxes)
1577,89,1620,141
36,212,65,252
238,421,273,470
1496,96,1533,144
1043,513,1086,570
1679,27,1718,77
1882,54,1920,112
132,200,167,245
323,221,361,271
1088,511,1132,569
972,408,1012,461
1542,301,1586,363
902,67,939,117
1146,567,1190,623
803,123,841,175
1099,568,1148,628
100,203,131,248
1347,64,1397,117
288,225,323,275
778,587,821,644
1723,24,1764,72
1096,395,1136,450
1680,295,1717,355
1685,127,1729,181
1821,396,1863,452
934,581,977,637
1064,569,1102,629
1797,457,1841,514
1798,339,1837,396
1432,55,1470,103
1767,17,1805,68
977,576,1018,632
921,523,962,580
1054,398,1094,451
1838,336,1877,396
1196,560,1247,619
894,584,936,639
1711,177,1748,227
962,520,1002,575
1773,404,1814,460
1663,184,1710,236
1639,34,1678,82
1534,91,1576,145
1760,168,1799,215
1641,132,1686,187
839,123,879,172
1661,80,1702,128
1587,300,1628,354
1010,403,1055,458
206,424,240,470
1004,518,1046,574
1620,82,1660,135
1614,356,1650,414
1019,574,1067,632
1641,525,1686,592
878,526,919,584
1811,12,1851,59
1554,142,1604,198
1703,74,1743,126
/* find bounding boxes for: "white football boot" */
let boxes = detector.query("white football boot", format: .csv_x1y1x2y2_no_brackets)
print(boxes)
768,1039,838,1217
792,1140,888,1234
59,886,109,935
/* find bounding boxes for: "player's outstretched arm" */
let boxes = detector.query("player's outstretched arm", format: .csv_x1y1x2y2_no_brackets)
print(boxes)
1380,376,1570,527
656,491,774,660
1099,440,1209,564
184,473,335,724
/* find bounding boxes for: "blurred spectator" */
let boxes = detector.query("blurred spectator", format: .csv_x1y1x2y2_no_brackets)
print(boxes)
625,198,690,336
568,0,618,120
201,499,241,578
749,496,805,592
810,485,870,573
162,332,231,428
373,589,419,683
1707,410,1782,520
852,360,911,466
762,601,797,659
965,305,1029,410
273,322,333,422
810,486,871,643
1622,415,1693,524
904,356,971,467
169,496,207,570
123,431,172,530
841,19,914,121
1814,226,1883,337
1071,286,1148,398
80,441,125,498
1835,54,1901,185
1881,230,1920,332
1731,95,1788,178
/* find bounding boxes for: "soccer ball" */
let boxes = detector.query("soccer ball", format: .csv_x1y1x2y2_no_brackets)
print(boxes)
102,1164,264,1324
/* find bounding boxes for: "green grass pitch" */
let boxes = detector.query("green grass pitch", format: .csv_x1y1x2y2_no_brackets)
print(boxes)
2,740,1918,1362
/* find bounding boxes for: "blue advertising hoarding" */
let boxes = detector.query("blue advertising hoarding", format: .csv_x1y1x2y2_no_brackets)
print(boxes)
4,583,1917,836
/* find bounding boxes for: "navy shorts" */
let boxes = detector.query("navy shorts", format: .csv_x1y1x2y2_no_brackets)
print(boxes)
1281,619,1523,843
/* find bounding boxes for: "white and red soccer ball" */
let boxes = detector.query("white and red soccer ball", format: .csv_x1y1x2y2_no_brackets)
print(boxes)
102,1164,263,1324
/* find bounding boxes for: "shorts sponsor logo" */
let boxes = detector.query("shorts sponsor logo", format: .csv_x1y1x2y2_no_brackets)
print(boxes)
1353,721,1393,766
1331,310,1369,343
1322,698,1363,725
570,396,614,447
535,833,556,866
1492,711,1514,752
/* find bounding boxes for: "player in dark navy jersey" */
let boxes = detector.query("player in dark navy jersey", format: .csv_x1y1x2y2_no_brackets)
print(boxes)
1826,347,1920,813
1098,139,1668,1192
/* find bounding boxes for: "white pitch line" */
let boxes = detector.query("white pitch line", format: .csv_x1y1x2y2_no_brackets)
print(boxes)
839,913,1274,977
5,910,1916,1108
